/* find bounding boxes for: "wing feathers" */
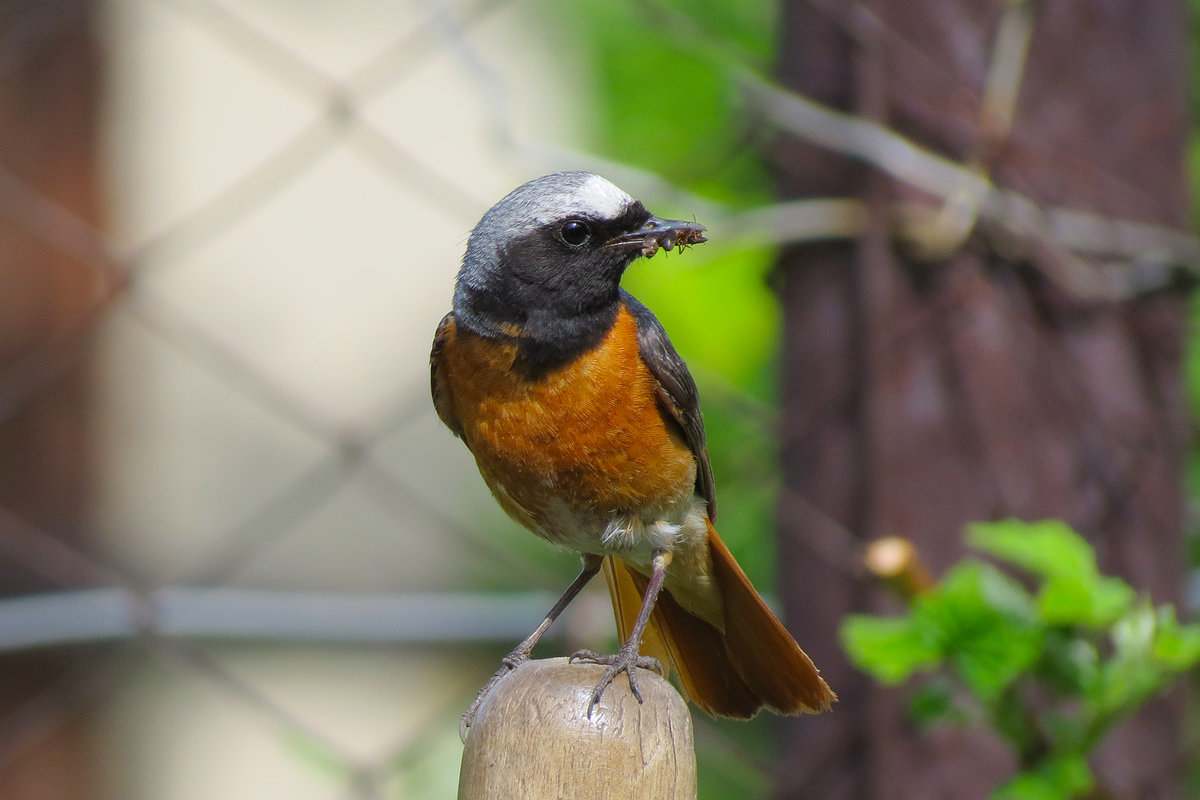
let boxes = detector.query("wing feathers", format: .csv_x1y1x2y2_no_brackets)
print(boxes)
430,312,464,438
622,290,716,520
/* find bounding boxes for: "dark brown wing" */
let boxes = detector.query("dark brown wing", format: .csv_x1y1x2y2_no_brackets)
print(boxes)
621,289,716,520
430,311,464,438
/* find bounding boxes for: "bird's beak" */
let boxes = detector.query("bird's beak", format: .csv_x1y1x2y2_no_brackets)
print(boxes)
605,216,707,258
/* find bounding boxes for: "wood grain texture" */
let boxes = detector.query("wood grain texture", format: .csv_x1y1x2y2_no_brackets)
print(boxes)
458,658,696,799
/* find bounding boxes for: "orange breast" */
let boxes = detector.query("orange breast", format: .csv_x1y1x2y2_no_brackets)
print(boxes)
440,305,696,543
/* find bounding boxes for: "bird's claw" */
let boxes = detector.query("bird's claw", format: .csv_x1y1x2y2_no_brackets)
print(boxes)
570,647,663,716
460,650,531,741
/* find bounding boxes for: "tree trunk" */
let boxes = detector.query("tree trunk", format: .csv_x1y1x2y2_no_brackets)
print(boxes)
773,2,1190,798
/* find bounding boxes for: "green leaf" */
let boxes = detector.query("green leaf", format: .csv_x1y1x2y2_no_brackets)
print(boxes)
1153,606,1200,669
913,563,1042,701
1037,630,1100,695
993,754,1094,800
1038,573,1135,627
969,519,1093,581
1111,601,1158,658
840,615,941,684
951,624,1043,702
1081,609,1162,732
840,562,1042,699
969,519,1134,626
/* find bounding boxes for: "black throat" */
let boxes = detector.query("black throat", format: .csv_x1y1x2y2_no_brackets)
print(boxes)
454,288,621,379
513,301,621,377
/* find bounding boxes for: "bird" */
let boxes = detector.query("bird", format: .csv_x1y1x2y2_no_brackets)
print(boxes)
430,171,835,728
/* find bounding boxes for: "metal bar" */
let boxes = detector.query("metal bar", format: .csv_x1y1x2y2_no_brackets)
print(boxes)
0,588,577,652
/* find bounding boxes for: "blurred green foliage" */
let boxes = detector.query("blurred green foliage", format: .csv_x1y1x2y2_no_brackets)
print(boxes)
842,520,1200,800
545,0,775,195
533,0,787,592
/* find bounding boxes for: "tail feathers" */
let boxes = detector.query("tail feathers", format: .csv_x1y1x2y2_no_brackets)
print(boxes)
605,556,762,718
707,521,836,715
601,522,835,718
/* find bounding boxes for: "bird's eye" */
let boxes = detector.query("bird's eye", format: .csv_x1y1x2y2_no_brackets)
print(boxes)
559,219,591,247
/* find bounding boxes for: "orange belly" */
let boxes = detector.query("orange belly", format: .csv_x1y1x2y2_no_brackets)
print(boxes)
440,305,697,550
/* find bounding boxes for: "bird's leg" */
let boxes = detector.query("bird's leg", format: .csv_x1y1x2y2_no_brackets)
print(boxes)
461,553,603,737
571,548,672,717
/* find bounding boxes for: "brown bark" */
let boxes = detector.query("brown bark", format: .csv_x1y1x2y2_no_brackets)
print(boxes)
774,1,1190,798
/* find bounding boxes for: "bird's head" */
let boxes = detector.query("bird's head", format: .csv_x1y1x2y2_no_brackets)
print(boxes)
454,172,705,338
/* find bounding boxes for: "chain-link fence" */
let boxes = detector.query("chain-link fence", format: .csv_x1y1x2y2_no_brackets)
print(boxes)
1,2,795,797
1,1,1197,798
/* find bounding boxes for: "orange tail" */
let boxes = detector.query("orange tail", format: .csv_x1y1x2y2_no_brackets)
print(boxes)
602,520,835,718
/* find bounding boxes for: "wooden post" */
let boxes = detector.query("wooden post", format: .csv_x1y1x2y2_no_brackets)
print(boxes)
458,658,697,799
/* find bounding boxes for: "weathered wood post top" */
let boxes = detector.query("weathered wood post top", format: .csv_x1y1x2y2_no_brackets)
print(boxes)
458,658,697,799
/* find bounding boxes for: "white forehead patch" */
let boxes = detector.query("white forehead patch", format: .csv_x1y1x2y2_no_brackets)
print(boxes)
535,174,633,224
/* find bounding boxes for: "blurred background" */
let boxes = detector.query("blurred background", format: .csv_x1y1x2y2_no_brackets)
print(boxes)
0,0,1196,798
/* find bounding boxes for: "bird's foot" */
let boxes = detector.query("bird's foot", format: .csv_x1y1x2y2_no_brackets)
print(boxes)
570,646,663,717
460,650,531,740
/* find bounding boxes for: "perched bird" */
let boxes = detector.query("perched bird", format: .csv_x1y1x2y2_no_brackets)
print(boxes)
431,172,834,726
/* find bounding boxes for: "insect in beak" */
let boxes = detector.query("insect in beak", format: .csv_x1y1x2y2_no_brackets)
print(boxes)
605,216,707,258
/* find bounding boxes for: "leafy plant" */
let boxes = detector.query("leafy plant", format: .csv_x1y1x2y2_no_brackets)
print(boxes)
841,519,1200,800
